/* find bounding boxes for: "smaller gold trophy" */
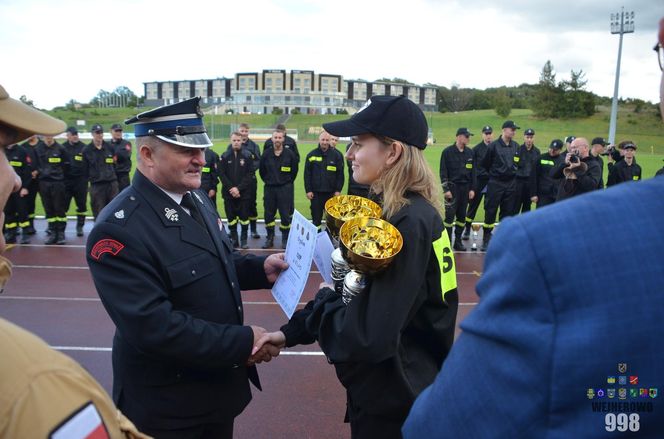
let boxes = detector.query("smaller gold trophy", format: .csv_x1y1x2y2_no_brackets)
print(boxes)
470,223,482,251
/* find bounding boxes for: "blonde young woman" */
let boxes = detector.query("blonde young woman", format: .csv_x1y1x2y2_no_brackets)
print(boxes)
258,96,459,439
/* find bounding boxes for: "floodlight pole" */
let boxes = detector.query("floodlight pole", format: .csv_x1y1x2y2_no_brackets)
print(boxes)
608,8,635,145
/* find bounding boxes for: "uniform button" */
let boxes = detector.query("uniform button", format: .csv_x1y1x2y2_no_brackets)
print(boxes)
191,269,196,276
231,282,235,288
129,196,135,201
237,306,241,312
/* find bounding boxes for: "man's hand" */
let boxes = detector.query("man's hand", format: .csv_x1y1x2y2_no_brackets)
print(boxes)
306,192,314,200
247,330,286,366
208,189,216,198
469,190,475,200
264,253,288,283
20,188,28,197
229,187,240,198
530,196,538,203
444,191,452,200
333,191,340,196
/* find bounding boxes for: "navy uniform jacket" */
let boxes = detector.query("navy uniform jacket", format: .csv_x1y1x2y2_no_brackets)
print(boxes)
219,149,254,199
481,137,519,180
200,148,220,193
403,177,664,438
62,140,87,178
110,138,132,175
439,144,476,189
303,145,344,193
86,171,271,430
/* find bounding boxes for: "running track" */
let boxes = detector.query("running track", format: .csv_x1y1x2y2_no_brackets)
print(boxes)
0,219,484,438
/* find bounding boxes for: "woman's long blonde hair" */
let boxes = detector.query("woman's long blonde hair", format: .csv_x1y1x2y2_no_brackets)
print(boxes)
370,136,443,219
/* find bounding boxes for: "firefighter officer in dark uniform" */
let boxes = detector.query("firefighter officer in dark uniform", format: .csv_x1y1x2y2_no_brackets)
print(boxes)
20,134,41,235
463,125,492,239
201,145,220,208
86,97,287,438
35,135,70,245
480,120,520,251
82,124,118,220
263,123,300,160
345,141,370,197
259,130,298,249
530,139,564,208
304,130,344,229
62,127,88,236
440,128,475,251
110,123,132,191
514,128,540,214
608,141,641,185
234,123,262,239
219,131,254,249
3,143,32,244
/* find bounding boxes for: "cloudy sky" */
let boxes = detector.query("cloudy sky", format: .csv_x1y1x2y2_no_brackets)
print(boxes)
1,0,661,109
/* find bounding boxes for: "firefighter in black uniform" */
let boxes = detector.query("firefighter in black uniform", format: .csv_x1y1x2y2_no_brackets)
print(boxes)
82,124,118,220
259,130,298,249
345,142,370,197
304,131,344,229
530,139,564,208
608,141,641,185
201,147,220,208
20,135,41,235
35,136,70,245
3,143,32,244
219,132,255,249
480,120,520,251
440,128,476,251
514,128,540,214
110,124,132,191
462,125,492,240
263,123,299,160
62,127,88,236
236,123,262,239
590,137,607,189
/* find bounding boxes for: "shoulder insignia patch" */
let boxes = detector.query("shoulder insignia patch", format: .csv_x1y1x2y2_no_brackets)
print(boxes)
49,402,109,439
90,239,125,261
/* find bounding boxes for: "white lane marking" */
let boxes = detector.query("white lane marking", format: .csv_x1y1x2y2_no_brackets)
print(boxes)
50,345,325,355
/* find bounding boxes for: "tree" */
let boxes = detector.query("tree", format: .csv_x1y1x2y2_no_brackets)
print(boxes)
440,83,472,112
559,70,595,118
19,95,34,107
533,60,564,118
494,89,512,118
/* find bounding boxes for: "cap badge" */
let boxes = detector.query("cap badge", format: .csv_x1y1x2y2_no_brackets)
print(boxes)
114,210,125,219
357,98,372,114
165,207,179,222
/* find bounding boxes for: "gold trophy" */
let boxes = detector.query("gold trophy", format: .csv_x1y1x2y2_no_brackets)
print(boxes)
324,195,382,242
471,223,482,251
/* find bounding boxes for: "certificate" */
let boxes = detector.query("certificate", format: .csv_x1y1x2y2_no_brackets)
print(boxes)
313,230,334,284
271,210,318,318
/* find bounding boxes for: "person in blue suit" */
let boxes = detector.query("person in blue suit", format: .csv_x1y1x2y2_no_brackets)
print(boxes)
403,176,664,438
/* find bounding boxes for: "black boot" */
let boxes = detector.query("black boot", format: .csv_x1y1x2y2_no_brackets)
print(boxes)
76,215,85,237
46,222,54,236
462,223,471,240
230,229,239,249
45,227,58,245
56,222,66,245
480,228,492,252
4,229,17,244
453,226,466,251
261,234,274,249
20,229,31,244
240,225,249,249
282,232,289,249
24,218,36,235
250,220,260,239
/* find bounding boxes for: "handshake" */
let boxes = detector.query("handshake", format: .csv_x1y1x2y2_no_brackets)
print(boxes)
247,326,287,366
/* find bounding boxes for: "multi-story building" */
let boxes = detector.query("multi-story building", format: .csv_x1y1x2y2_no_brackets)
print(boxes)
144,69,437,114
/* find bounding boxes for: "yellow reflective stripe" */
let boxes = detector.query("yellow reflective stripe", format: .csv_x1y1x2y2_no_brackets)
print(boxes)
432,232,457,304
280,166,291,172
454,221,465,227
632,176,640,181
465,163,473,169
266,221,276,227
239,219,250,225
228,218,238,225
9,161,23,167
46,218,58,223
56,217,68,222
248,216,258,221
28,213,36,219
105,158,114,164
483,223,495,229
443,221,454,228
5,222,17,229
279,224,291,230
326,165,337,171
465,217,474,222
19,221,30,227
308,156,323,162
74,155,83,161
514,156,520,162
48,157,61,163
202,167,211,173
540,159,554,165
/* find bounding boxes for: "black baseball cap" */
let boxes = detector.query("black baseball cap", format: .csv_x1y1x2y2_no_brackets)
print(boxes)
550,139,564,149
111,123,123,131
622,142,637,150
481,125,493,134
322,95,428,149
565,135,576,144
456,127,473,137
502,120,520,129
66,126,78,135
91,124,103,133
524,128,535,136
591,137,606,146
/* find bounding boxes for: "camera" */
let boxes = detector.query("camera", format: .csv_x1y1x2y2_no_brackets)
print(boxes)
600,145,616,156
569,151,580,164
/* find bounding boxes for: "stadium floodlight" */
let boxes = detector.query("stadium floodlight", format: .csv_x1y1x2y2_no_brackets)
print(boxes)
608,7,635,145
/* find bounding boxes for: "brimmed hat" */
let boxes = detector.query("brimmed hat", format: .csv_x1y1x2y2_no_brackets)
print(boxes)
0,84,65,142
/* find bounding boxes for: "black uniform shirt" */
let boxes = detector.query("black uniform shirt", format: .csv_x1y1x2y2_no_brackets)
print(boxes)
531,152,564,198
35,142,70,182
219,149,254,199
516,144,541,178
439,144,476,189
264,136,299,161
20,140,41,175
82,142,117,184
482,137,519,179
200,149,219,193
591,154,605,188
62,140,87,178
259,148,298,186
110,138,132,174
472,141,490,180
611,160,642,184
303,145,345,193
4,144,32,188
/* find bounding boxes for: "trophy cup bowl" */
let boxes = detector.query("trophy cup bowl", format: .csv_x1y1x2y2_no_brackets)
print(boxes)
471,223,482,233
324,195,382,240
338,217,403,274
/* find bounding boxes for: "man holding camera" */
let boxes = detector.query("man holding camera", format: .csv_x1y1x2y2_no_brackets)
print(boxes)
551,137,600,201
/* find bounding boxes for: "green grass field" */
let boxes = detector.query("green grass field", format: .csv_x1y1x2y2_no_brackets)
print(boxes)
37,106,663,220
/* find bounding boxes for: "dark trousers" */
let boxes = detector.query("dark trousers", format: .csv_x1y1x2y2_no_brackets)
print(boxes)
26,179,39,223
65,177,88,217
3,192,29,230
444,183,469,240
264,183,294,235
347,395,404,439
248,178,258,221
39,180,67,228
90,181,119,220
484,178,516,229
515,177,533,214
141,421,233,439
223,196,248,227
311,191,334,227
117,173,131,191
465,177,488,224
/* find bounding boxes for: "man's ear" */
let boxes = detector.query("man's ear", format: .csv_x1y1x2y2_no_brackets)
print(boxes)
385,141,403,166
138,143,154,167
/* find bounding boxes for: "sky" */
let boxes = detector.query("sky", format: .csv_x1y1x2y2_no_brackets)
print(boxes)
1,0,661,109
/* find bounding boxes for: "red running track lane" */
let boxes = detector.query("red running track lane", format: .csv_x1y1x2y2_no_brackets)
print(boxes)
0,220,483,438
